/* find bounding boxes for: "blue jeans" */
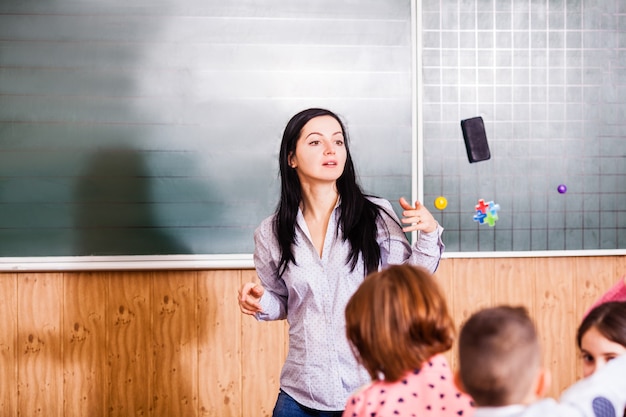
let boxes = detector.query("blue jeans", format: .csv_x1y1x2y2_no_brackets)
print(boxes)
272,389,344,417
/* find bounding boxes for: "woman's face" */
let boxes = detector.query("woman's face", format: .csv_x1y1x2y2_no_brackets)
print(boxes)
580,325,626,377
289,115,347,185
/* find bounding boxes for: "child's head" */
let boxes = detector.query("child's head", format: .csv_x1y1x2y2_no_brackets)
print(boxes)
458,306,544,407
345,264,454,382
577,301,626,377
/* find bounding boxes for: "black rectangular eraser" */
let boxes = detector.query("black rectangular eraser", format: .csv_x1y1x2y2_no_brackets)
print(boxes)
461,116,491,163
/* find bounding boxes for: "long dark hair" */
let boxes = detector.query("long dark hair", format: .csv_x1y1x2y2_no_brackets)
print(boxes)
275,108,384,276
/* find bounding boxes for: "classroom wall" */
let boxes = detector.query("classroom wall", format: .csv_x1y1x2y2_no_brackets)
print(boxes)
1,255,624,417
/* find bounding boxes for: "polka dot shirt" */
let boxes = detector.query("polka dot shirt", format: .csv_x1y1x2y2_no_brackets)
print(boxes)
343,354,475,417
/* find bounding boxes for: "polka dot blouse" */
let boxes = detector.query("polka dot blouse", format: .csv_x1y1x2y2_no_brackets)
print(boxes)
343,354,475,417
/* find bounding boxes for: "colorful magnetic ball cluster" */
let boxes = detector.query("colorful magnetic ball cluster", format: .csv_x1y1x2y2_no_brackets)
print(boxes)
473,199,500,227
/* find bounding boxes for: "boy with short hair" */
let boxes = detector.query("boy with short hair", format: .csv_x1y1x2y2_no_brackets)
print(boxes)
457,305,626,417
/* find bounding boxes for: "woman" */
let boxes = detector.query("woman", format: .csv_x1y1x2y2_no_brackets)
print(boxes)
238,108,444,416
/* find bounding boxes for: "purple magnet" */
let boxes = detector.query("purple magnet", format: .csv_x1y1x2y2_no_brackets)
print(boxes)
557,184,567,194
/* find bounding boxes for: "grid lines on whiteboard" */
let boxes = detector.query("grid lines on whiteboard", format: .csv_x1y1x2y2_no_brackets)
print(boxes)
420,0,626,252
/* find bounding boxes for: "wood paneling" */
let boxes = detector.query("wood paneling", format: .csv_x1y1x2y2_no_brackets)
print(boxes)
63,272,107,417
107,273,153,416
198,270,242,417
152,273,198,416
18,273,63,416
452,258,496,323
434,258,457,369
533,258,578,398
0,273,18,415
240,269,287,417
0,255,624,416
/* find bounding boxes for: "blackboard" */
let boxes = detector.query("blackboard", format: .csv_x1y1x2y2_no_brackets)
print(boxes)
421,0,626,253
1,0,625,260
0,0,415,257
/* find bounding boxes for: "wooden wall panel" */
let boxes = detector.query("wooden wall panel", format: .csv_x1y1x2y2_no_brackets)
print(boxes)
198,270,243,417
152,273,198,416
451,258,496,323
575,256,622,317
63,272,107,417
1,255,624,416
106,273,153,417
533,258,578,398
17,273,64,416
0,273,18,415
438,258,495,374
494,258,537,310
240,269,288,417
617,256,626,274
433,258,457,369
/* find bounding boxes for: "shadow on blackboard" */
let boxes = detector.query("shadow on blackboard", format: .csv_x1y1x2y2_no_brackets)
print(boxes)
74,146,189,256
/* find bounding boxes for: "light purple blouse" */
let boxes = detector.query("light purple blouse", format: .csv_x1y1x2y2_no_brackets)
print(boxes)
253,197,444,411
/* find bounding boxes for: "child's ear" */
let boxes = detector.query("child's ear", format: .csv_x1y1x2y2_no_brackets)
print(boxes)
533,367,552,399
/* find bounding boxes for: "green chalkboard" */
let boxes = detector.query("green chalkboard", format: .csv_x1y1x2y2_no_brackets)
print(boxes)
0,0,415,256
5,0,623,258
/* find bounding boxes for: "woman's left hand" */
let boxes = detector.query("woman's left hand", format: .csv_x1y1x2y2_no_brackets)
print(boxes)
399,197,438,234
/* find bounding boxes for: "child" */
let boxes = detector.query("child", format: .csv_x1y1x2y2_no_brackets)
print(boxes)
457,305,626,417
342,264,474,417
577,301,626,417
577,301,626,377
